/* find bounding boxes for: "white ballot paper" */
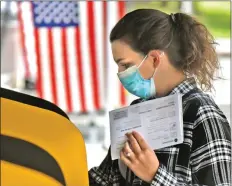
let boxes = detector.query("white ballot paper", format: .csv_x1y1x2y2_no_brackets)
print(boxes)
109,93,184,160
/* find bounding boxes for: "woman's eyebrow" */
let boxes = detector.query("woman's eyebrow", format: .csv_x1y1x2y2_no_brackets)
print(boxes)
115,58,125,64
116,60,134,65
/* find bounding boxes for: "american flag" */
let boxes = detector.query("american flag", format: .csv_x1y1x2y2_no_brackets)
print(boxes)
17,1,129,114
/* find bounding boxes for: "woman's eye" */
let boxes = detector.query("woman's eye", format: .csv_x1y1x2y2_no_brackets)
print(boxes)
122,64,131,69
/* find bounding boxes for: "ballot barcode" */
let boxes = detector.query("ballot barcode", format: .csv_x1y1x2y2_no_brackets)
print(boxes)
113,110,128,120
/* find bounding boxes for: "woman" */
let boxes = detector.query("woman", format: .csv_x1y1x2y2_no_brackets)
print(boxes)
89,9,231,186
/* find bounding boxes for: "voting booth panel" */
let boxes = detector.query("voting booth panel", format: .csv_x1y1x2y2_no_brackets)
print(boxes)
0,88,89,186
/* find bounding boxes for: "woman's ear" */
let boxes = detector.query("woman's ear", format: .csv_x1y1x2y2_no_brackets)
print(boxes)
149,50,162,68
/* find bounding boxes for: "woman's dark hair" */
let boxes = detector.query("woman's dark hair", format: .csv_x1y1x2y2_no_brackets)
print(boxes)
110,9,220,92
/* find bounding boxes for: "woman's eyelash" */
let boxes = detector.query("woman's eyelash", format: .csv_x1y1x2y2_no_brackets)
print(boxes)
122,64,131,68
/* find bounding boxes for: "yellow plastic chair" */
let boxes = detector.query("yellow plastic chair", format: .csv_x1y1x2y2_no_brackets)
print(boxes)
0,88,89,186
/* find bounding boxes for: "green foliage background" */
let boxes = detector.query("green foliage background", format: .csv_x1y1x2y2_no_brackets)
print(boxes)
128,1,230,38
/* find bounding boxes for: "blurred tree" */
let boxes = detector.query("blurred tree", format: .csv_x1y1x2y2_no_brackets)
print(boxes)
193,2,201,15
161,1,168,8
127,1,230,38
178,1,182,11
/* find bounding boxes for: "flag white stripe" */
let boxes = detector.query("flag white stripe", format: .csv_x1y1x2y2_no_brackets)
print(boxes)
21,2,37,79
39,28,52,102
15,4,25,83
94,1,104,109
106,2,121,110
66,27,81,112
52,28,67,110
79,1,94,112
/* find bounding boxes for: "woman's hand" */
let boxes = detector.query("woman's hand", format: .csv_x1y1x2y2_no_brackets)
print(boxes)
120,131,159,183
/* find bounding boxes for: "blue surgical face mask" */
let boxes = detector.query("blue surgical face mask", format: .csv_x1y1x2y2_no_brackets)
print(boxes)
117,55,157,99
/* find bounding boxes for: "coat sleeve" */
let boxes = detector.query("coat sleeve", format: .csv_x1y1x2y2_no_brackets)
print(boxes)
88,147,123,186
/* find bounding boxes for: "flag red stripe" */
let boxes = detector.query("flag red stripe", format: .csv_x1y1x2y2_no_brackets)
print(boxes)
17,2,30,79
118,1,126,106
118,1,125,19
103,1,107,102
61,28,72,112
31,3,42,98
87,1,100,110
75,28,86,112
47,29,58,104
34,28,43,98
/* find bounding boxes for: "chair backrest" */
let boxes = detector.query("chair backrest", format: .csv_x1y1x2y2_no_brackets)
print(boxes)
1,88,89,186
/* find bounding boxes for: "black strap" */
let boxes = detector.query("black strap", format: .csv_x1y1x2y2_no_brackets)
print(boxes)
125,167,130,186
1,135,65,185
130,171,135,185
125,167,134,186
0,87,69,119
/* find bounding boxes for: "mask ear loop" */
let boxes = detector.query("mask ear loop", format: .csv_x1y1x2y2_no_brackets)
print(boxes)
138,52,164,68
152,51,164,77
149,51,164,98
137,55,148,69
137,52,164,76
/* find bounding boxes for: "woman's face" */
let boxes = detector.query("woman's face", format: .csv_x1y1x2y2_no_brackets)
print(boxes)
111,40,156,80
111,39,185,97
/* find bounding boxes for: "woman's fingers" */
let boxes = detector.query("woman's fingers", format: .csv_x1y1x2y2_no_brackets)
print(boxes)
120,151,132,167
123,142,135,159
121,142,135,165
121,131,150,167
132,131,149,151
126,132,142,154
